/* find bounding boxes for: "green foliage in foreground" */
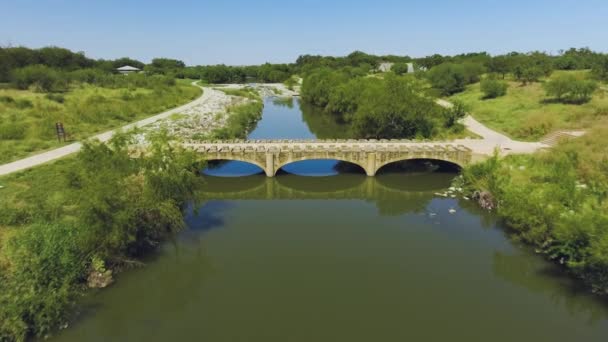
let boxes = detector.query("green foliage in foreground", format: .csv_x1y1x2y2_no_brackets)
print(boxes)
461,127,608,294
0,131,204,341
301,69,464,139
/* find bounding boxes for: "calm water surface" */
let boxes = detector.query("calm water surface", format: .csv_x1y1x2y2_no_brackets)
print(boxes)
53,97,608,341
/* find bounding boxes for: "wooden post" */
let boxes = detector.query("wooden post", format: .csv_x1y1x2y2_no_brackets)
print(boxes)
55,122,66,142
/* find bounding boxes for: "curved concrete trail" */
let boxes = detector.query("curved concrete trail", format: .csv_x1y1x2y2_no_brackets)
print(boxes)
436,99,548,156
0,90,548,177
0,83,208,177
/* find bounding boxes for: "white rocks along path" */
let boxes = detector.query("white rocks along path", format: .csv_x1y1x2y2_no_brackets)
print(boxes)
1,87,548,177
0,82,220,176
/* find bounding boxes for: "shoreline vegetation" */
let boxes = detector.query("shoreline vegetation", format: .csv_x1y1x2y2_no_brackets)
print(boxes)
460,125,608,295
0,131,205,340
0,88,268,341
1,45,608,340
0,46,275,341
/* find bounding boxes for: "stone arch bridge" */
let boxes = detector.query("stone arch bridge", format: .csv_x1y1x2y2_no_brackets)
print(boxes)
183,139,475,177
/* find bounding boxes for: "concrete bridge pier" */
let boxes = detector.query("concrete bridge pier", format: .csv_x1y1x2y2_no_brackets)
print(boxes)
365,152,377,176
265,152,275,177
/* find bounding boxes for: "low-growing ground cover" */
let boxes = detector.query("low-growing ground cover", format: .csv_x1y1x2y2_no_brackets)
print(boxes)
450,71,608,140
0,82,200,163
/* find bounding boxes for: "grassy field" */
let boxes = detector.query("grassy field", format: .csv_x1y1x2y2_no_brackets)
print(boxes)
449,71,608,141
0,82,201,164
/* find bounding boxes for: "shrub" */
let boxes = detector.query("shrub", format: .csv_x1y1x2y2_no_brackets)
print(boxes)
442,100,468,127
0,95,15,104
426,62,483,96
11,65,65,92
480,78,508,99
391,62,412,75
0,122,27,139
0,223,87,341
518,112,556,138
461,126,608,294
544,74,598,104
352,75,442,139
45,93,65,103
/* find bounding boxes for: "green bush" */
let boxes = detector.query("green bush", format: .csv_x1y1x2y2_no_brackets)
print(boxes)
0,122,27,140
352,75,443,139
0,132,204,340
480,78,508,99
0,223,87,340
0,95,15,104
544,74,598,104
11,65,65,92
45,93,65,103
462,127,608,294
391,62,411,75
426,62,484,96
213,101,263,139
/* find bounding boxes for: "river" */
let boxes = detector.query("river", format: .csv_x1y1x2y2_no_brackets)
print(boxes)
53,97,608,341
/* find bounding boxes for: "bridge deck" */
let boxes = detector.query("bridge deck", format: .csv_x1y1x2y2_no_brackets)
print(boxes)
183,139,473,177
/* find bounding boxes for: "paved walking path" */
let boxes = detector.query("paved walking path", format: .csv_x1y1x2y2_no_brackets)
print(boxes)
0,83,208,176
0,90,549,177
436,99,548,155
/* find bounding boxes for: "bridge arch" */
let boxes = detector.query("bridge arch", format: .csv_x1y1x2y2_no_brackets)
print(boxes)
374,157,464,175
274,157,369,177
204,158,267,176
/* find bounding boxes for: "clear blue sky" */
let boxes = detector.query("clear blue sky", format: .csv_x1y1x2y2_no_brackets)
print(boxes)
1,0,607,66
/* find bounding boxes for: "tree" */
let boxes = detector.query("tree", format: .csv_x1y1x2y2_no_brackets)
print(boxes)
480,78,508,99
352,75,441,139
442,100,468,127
514,64,544,85
145,58,186,75
300,68,349,108
487,56,511,78
11,65,65,92
111,57,145,70
592,55,608,81
392,63,411,75
426,63,467,96
512,52,553,84
544,74,598,104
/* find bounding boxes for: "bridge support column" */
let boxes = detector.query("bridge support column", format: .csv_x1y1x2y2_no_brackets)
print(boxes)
265,152,275,177
365,152,377,176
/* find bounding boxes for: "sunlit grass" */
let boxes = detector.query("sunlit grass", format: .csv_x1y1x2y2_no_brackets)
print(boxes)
449,71,608,141
0,83,201,163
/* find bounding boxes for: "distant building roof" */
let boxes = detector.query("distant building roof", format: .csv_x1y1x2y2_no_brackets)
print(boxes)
116,65,140,71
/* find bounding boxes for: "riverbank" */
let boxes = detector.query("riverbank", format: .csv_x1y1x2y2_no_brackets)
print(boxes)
49,94,608,342
0,83,295,341
460,123,608,295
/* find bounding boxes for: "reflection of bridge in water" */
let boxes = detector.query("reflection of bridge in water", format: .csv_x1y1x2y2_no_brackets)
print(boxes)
197,174,456,215
184,139,474,177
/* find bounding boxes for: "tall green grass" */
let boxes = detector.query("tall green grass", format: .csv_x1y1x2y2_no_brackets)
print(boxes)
449,71,608,140
0,83,200,163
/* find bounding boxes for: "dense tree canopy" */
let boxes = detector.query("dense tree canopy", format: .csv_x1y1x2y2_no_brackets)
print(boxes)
426,62,484,96
301,69,461,139
544,74,598,104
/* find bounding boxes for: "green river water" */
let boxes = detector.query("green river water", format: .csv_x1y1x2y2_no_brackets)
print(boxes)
52,97,608,341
